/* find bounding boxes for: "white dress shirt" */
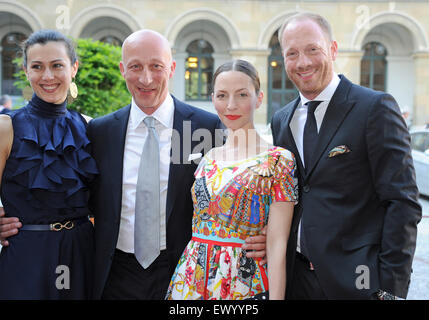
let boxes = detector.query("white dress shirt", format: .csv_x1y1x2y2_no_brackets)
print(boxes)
290,73,341,253
116,94,174,253
290,74,341,167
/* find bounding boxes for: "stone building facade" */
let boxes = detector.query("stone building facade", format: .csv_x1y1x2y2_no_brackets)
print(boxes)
1,0,429,126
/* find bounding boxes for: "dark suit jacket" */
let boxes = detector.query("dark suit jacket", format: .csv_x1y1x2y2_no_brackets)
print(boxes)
87,96,222,299
271,75,421,299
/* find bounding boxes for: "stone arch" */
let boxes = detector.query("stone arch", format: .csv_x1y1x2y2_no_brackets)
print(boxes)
165,8,240,49
69,4,142,39
351,11,428,52
258,11,299,50
353,12,428,120
78,16,133,44
0,1,42,34
173,19,231,54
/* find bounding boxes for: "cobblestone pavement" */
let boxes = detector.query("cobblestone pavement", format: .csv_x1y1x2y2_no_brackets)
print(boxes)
407,196,429,300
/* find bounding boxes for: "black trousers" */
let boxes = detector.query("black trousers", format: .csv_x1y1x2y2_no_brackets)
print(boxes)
102,249,170,300
289,252,328,300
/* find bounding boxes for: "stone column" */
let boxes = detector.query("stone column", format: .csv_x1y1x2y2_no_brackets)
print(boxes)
412,52,429,126
386,55,414,115
171,51,187,101
212,53,231,74
335,50,364,84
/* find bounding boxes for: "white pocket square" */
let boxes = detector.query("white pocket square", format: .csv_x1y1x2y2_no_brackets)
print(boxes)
188,153,203,161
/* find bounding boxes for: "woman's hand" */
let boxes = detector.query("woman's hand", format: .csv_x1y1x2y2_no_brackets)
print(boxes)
243,226,267,266
0,210,21,246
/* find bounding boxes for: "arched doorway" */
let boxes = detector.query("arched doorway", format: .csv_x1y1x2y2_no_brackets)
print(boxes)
79,16,132,46
359,21,417,118
172,19,232,112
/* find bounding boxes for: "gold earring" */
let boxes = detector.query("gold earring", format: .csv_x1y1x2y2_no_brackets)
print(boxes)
22,86,33,101
67,80,78,104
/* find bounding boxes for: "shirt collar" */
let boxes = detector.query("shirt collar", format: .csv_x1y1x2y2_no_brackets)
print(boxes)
299,73,341,107
129,94,174,130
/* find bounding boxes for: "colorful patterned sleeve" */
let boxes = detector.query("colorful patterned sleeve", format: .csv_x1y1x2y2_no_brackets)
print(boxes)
270,149,298,203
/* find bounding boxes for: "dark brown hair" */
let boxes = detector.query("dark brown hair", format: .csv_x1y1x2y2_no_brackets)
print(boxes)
212,59,260,93
22,29,77,68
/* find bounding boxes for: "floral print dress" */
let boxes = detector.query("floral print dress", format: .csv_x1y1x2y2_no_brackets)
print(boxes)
165,146,297,300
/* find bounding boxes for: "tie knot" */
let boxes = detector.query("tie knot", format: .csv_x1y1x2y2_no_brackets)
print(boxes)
143,116,156,129
306,101,322,114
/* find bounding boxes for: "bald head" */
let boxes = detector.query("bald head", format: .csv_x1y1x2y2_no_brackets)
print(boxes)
119,29,176,114
122,29,172,63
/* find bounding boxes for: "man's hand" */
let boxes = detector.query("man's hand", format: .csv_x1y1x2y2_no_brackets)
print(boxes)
242,226,267,266
0,209,21,247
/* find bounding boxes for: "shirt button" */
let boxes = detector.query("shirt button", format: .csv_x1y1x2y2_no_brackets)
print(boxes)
303,185,310,193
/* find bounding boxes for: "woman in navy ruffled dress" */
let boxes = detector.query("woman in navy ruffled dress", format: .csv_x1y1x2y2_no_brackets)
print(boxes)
0,30,98,299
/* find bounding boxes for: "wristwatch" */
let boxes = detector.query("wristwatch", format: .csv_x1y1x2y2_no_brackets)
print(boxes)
376,289,400,300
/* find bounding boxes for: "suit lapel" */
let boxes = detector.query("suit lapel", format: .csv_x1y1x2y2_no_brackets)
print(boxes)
110,105,131,220
166,97,194,224
305,76,356,178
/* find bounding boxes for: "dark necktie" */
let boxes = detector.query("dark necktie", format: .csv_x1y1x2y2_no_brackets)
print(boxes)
301,100,321,259
303,101,322,173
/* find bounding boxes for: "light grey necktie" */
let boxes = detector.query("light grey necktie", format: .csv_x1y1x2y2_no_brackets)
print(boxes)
134,116,160,269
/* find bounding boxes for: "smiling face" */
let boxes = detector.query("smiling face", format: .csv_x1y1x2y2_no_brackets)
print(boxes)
119,30,176,114
212,70,263,132
281,18,337,100
24,41,78,104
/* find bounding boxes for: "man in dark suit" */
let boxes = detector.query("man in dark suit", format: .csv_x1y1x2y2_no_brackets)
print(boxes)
271,13,421,299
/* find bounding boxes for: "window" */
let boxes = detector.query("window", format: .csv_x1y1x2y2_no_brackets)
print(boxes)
185,39,214,101
360,42,387,91
2,32,26,95
99,35,122,47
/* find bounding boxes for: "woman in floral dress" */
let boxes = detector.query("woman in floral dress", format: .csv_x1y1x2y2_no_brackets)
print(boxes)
166,60,297,300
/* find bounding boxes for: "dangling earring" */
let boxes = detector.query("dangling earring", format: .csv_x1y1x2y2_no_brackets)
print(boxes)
22,86,33,101
67,79,78,104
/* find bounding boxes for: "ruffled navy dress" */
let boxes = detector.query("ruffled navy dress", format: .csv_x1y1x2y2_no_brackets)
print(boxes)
0,95,98,299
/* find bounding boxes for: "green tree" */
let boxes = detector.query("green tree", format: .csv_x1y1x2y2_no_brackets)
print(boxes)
14,38,130,118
